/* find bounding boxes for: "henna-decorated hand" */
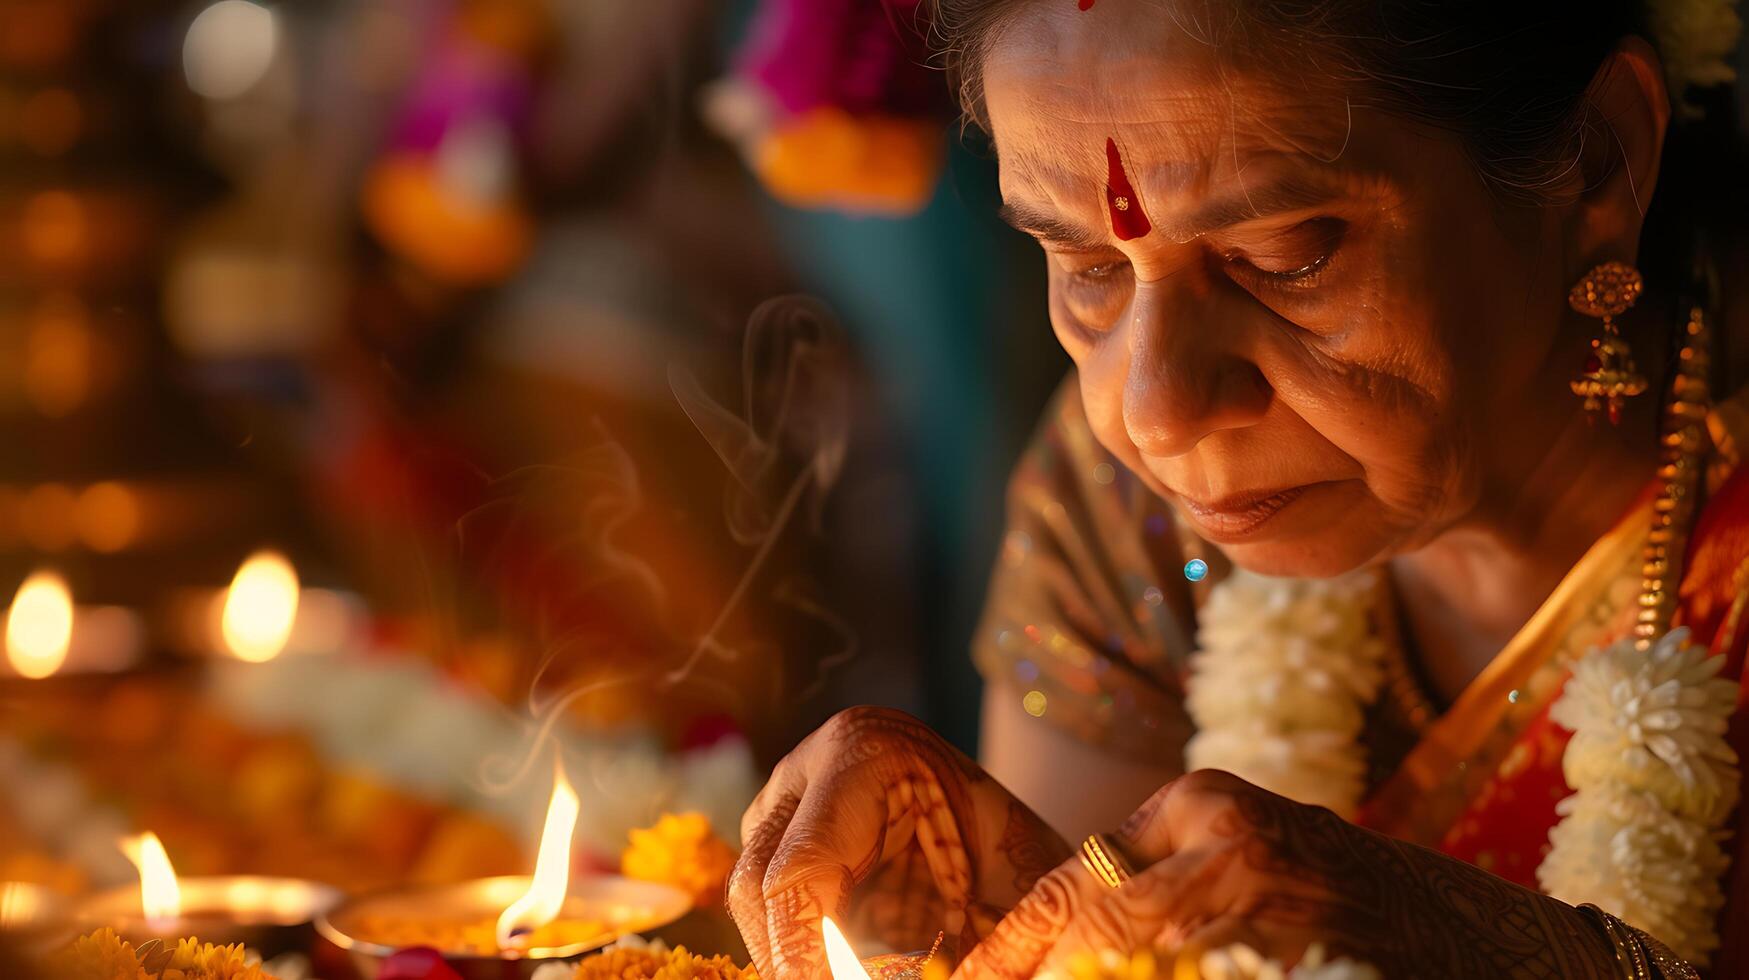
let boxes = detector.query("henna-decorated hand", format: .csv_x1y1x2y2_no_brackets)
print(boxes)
956,770,1620,980
728,706,1071,980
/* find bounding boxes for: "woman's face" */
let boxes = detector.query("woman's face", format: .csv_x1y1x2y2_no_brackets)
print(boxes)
983,2,1586,576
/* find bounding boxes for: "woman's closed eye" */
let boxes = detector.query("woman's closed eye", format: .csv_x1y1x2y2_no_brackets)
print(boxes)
1066,257,1131,285
1051,251,1134,324
1219,217,1347,288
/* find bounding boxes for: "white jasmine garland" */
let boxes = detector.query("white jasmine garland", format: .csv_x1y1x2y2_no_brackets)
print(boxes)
1186,567,1737,967
1537,627,1739,964
1648,0,1742,114
1185,569,1383,818
1196,942,1380,980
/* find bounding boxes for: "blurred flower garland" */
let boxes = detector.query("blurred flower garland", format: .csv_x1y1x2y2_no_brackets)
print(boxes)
621,812,738,907
711,0,944,215
1067,943,1379,980
1649,0,1742,114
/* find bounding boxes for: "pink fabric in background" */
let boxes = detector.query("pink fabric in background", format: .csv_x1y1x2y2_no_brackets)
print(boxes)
733,0,939,118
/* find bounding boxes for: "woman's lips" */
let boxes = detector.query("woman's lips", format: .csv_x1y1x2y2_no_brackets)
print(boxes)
1176,485,1311,539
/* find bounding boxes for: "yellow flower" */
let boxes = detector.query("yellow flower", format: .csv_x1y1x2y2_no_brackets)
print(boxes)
47,928,150,980
1067,948,1161,980
571,944,758,980
47,929,281,980
158,937,278,980
621,812,737,907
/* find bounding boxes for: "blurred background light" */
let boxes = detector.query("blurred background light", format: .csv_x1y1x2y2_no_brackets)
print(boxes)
183,1,278,101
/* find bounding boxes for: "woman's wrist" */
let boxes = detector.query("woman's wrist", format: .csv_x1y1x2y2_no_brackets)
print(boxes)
1574,904,1702,980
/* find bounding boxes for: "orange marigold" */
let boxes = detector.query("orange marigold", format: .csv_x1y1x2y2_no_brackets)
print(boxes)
570,944,757,980
47,928,150,980
621,813,736,907
157,936,279,980
47,928,282,980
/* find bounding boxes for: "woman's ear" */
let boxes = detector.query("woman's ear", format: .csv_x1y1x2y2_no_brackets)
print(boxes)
1569,36,1672,270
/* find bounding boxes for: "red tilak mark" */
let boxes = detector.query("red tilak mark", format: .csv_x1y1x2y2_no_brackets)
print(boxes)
1077,0,1095,10
1105,137,1151,240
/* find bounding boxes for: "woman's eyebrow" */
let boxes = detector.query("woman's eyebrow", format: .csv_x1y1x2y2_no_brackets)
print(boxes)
995,200,1109,250
997,174,1339,248
1160,176,1338,240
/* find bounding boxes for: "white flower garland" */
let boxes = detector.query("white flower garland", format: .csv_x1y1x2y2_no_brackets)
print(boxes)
1537,627,1740,964
1195,942,1380,980
1648,0,1742,114
1185,575,1739,964
1184,569,1383,818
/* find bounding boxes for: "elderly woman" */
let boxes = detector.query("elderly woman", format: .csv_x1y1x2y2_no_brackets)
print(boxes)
726,0,1749,977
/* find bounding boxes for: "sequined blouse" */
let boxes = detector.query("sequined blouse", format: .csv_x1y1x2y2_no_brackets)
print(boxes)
971,377,1651,809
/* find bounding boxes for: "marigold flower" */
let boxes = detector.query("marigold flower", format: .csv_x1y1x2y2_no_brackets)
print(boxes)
621,812,737,907
570,943,757,980
48,928,282,980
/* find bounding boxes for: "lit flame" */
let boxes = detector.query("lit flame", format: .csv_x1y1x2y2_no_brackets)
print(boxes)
221,549,299,662
5,571,73,679
822,917,873,980
120,832,181,930
494,759,581,949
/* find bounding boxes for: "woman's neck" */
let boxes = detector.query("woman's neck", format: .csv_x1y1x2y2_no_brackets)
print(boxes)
1390,395,1660,707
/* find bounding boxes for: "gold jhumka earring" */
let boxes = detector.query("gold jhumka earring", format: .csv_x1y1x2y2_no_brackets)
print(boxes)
1569,261,1650,424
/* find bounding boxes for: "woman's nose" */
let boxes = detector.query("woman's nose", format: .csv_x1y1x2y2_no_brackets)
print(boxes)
1110,278,1272,458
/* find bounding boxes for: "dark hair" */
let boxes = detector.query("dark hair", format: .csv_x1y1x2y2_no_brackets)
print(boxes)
928,0,1745,374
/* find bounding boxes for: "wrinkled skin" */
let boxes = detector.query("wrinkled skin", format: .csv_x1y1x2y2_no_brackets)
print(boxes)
733,0,1677,977
953,771,1615,978
730,723,1617,979
989,2,1662,590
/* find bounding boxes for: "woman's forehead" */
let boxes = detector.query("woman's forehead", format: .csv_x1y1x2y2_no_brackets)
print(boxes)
983,1,1354,195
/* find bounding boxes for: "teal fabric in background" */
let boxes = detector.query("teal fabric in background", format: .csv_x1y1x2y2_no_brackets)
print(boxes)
721,0,1065,752
761,144,1064,750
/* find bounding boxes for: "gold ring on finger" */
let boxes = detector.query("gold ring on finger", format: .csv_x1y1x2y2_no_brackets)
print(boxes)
1078,832,1135,889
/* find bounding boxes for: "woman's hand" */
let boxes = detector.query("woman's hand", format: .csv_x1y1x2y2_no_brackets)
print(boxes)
956,770,1619,979
728,706,1071,980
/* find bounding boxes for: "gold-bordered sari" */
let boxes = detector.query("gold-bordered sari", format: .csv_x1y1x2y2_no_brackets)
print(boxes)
973,376,1749,973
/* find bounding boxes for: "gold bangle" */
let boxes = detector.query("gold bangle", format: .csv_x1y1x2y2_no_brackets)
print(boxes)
1576,904,1698,980
1077,833,1135,890
1623,922,1701,980
1578,904,1644,979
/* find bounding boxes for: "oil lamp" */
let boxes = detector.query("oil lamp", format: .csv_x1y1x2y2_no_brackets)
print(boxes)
318,760,690,979
72,831,340,960
822,916,944,980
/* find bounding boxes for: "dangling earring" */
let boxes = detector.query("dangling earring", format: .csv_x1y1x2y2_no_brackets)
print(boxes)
1569,261,1649,425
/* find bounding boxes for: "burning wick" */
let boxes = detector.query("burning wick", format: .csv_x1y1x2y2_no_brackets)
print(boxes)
120,832,182,933
822,917,872,980
494,758,581,951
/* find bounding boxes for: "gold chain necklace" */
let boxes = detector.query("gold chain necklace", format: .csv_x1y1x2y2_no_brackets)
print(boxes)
1379,305,1715,731
1637,305,1713,646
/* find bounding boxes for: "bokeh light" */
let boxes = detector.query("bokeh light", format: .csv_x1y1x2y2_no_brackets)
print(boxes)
20,190,87,265
5,571,74,679
20,482,77,552
183,1,278,101
76,482,140,553
23,293,93,417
